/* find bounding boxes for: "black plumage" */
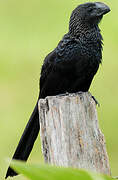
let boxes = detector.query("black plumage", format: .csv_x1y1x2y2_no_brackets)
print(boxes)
6,2,110,178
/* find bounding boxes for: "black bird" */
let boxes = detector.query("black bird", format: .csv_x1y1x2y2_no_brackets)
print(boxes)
6,2,110,178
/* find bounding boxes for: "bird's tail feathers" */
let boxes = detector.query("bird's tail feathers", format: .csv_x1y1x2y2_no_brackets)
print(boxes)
5,102,40,178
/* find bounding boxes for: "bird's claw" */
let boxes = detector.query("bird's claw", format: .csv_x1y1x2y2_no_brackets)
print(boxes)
57,92,69,97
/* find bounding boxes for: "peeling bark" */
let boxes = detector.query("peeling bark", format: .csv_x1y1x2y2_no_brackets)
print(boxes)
39,92,111,175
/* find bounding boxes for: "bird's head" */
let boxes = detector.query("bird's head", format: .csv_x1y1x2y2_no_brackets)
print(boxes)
69,2,110,37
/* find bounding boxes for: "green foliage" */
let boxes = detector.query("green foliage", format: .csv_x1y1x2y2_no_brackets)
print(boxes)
10,160,113,180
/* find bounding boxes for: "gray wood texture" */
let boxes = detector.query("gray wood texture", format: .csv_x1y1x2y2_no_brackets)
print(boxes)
39,92,111,175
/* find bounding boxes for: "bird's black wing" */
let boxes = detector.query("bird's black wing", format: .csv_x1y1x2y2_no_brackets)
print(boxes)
39,49,71,98
39,35,99,98
39,46,77,98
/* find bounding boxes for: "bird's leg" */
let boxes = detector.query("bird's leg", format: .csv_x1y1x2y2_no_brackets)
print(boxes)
91,95,100,107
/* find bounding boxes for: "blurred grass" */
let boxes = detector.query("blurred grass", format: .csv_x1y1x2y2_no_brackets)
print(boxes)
0,0,117,179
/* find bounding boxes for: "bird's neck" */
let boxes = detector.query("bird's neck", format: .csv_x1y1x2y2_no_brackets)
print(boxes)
67,23,103,64
69,23,103,44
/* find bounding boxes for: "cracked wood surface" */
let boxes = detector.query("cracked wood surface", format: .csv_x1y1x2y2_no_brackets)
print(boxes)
39,92,111,175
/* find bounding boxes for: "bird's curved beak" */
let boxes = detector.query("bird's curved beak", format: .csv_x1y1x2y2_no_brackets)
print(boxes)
95,2,110,16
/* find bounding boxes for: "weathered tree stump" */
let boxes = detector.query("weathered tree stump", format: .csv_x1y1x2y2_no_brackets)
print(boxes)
38,92,111,175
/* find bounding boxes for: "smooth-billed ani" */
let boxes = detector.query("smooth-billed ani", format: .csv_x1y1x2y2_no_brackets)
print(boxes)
6,2,110,178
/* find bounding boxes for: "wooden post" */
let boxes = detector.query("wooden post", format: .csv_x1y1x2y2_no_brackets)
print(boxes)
38,92,111,175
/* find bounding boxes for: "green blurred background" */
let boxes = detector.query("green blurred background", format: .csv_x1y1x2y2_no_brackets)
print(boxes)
0,0,117,179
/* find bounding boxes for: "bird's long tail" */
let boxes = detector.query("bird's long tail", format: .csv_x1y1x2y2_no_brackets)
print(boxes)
5,102,40,178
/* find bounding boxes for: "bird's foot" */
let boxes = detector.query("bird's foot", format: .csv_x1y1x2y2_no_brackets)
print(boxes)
58,91,83,97
76,91,84,95
57,92,69,97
